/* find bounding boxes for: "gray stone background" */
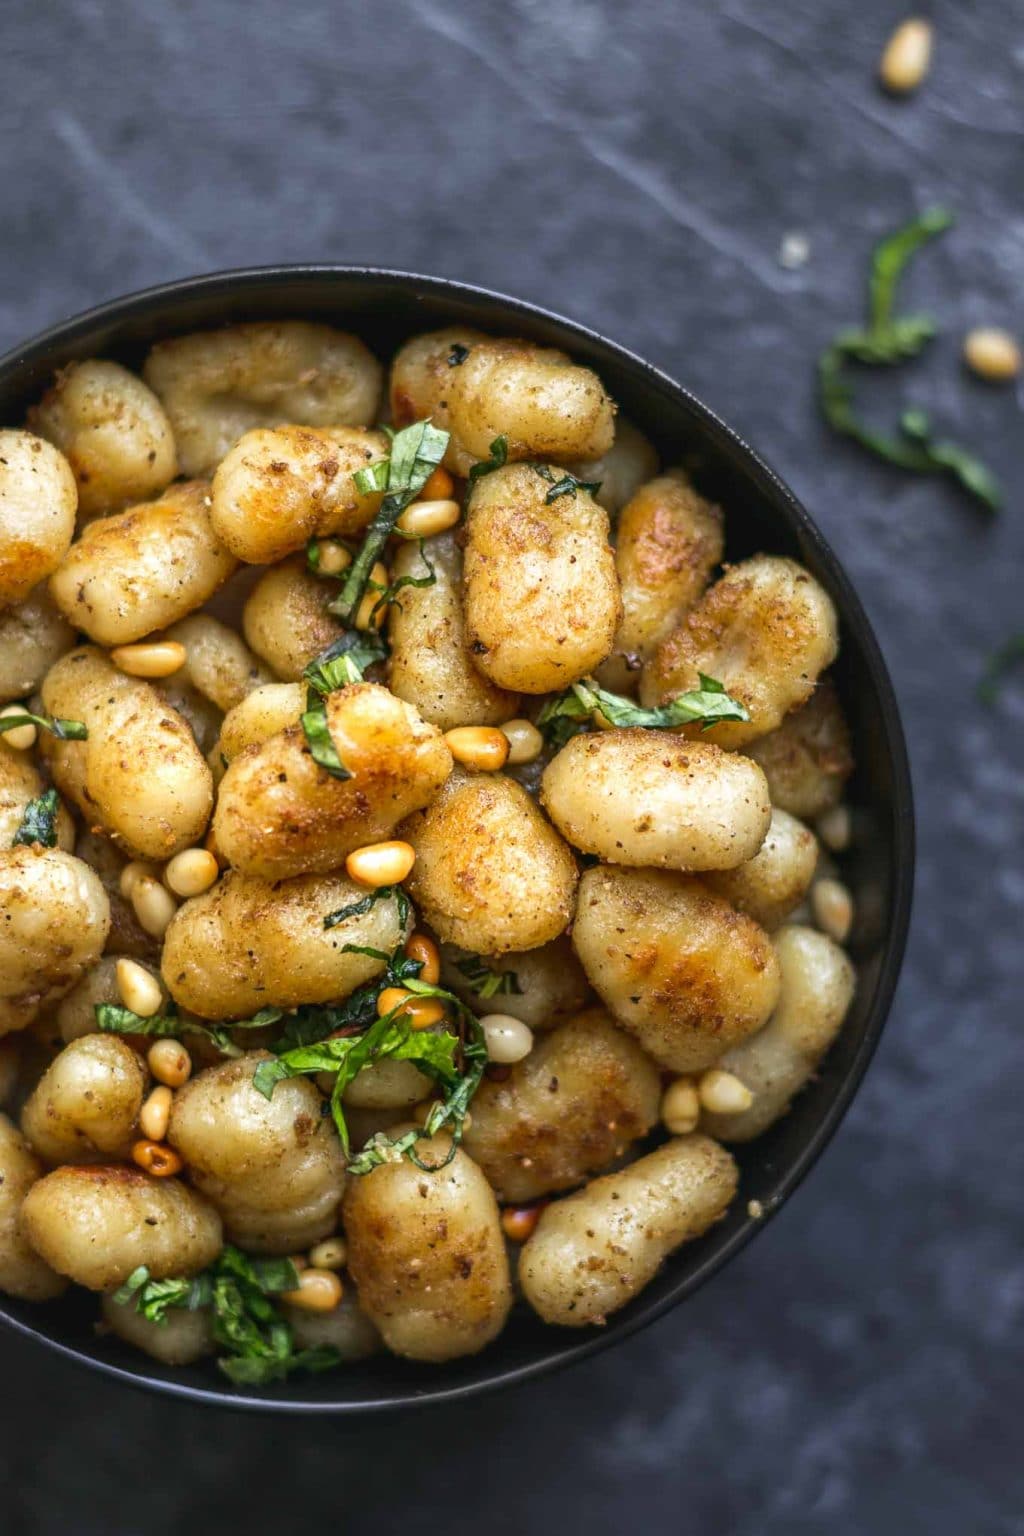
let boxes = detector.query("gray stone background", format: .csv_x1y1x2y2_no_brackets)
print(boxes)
1,1,1021,1531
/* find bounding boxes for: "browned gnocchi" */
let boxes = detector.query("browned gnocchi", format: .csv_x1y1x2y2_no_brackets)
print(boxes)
0,320,863,1388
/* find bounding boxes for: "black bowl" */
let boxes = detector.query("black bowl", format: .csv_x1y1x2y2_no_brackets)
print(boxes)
0,267,914,1413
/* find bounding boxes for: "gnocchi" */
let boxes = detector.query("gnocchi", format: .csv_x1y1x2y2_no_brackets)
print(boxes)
0,430,77,607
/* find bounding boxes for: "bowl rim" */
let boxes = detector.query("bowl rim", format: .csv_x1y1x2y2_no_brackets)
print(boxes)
0,264,915,1414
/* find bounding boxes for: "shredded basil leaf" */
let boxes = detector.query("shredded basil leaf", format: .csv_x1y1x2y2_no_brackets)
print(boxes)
330,419,449,625
11,787,60,848
323,884,410,931
95,1002,283,1057
538,673,748,747
304,632,387,696
112,1248,340,1386
531,464,603,504
467,435,509,484
979,633,1024,705
368,541,436,620
818,209,1001,511
454,953,523,1000
300,700,351,779
0,711,87,741
447,343,471,367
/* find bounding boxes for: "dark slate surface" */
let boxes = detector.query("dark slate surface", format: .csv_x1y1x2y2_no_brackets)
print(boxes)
1,2,1021,1531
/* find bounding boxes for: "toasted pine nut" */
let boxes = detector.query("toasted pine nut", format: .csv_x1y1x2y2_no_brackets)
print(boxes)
0,705,36,751
281,1267,344,1312
131,1138,183,1177
115,958,163,1018
698,1069,754,1116
963,327,1022,383
816,805,852,852
354,561,390,631
405,932,441,985
444,725,510,772
110,641,187,679
879,18,933,94
119,860,160,900
660,1076,700,1135
500,718,544,766
377,986,413,1017
395,498,461,538
811,877,854,943
164,847,219,898
309,1237,348,1271
345,839,415,887
316,540,352,575
377,987,446,1031
139,1085,173,1142
131,875,178,939
420,466,455,501
480,1014,534,1065
501,1202,548,1243
148,1038,192,1088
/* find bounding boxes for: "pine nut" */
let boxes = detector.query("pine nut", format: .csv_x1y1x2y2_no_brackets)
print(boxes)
963,327,1021,383
395,498,461,538
812,877,854,943
316,540,352,575
500,718,543,766
405,932,441,985
816,805,852,852
281,1267,343,1312
354,561,390,631
131,1139,183,1177
444,726,510,772
164,847,219,898
345,840,415,887
377,987,446,1031
148,1038,192,1087
879,18,933,94
110,641,187,679
660,1076,700,1135
139,1085,173,1142
698,1069,754,1116
501,1202,548,1243
309,1237,348,1271
131,875,178,938
480,1014,534,1065
420,466,455,501
0,706,36,751
115,958,163,1018
119,860,160,900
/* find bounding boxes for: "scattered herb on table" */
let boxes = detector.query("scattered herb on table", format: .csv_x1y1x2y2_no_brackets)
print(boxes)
978,634,1024,705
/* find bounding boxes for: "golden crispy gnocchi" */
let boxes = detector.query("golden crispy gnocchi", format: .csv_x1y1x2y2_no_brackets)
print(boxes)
161,869,410,1018
463,1009,661,1202
49,481,236,646
463,462,621,693
21,1034,147,1164
541,731,771,872
572,864,780,1072
402,770,578,955
746,678,854,820
144,321,383,476
597,470,723,692
0,584,76,705
391,329,615,477
213,682,453,880
705,807,818,930
168,1055,345,1254
102,1291,215,1365
41,647,214,861
214,681,305,765
28,360,178,517
343,1130,512,1361
21,1164,222,1290
211,425,387,564
519,1135,738,1327
0,430,77,607
699,925,855,1142
0,848,111,1036
242,555,346,681
642,555,839,747
160,615,273,713
387,530,519,729
0,1113,68,1300
440,934,591,1029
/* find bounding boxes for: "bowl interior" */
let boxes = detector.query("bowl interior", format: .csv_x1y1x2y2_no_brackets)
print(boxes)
0,269,913,1411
